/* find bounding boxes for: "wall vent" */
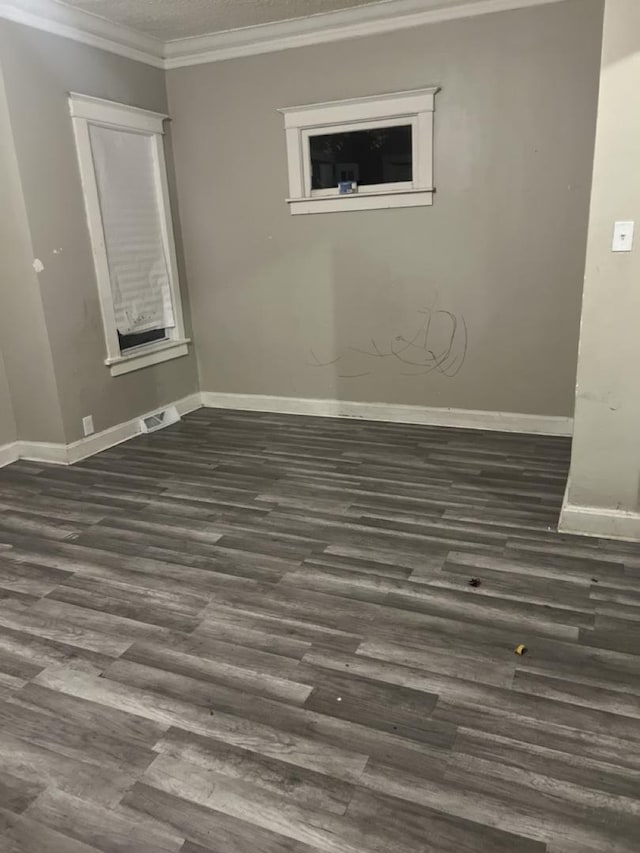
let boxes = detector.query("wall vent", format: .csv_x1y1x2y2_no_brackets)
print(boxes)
139,405,181,434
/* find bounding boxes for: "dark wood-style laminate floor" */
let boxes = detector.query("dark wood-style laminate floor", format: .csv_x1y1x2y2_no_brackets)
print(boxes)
0,408,638,853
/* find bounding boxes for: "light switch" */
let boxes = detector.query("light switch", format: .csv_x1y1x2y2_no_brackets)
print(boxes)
612,221,634,252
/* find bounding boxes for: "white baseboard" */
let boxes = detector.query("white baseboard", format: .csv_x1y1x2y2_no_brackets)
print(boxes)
0,441,19,469
64,392,202,464
4,392,202,468
16,441,69,465
200,392,573,436
0,390,573,472
559,494,640,543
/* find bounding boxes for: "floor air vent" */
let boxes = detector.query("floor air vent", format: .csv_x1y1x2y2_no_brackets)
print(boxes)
139,406,181,434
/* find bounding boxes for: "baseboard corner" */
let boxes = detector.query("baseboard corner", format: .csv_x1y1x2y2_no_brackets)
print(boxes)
559,498,640,543
4,391,204,468
0,441,19,469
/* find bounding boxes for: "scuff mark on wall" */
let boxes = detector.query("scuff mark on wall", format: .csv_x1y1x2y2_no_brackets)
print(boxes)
308,299,468,380
32,258,44,273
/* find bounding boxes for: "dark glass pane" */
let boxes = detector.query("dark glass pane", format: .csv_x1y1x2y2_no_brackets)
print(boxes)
310,125,412,190
118,327,166,352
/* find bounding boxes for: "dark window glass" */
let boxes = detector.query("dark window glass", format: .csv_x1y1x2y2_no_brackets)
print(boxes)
118,327,167,352
310,125,412,190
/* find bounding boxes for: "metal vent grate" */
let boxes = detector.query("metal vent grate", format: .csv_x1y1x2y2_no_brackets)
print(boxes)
139,405,180,434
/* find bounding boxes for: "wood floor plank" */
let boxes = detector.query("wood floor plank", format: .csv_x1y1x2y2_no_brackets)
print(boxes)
0,696,156,773
119,641,313,704
0,729,137,808
24,788,183,853
13,681,166,749
122,782,326,853
153,726,355,814
0,774,43,815
34,665,370,782
0,409,638,852
0,807,103,853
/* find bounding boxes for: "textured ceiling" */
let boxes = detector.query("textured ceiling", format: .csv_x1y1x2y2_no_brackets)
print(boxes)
58,0,385,41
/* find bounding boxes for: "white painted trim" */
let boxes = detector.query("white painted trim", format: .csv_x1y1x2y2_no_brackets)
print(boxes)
279,88,438,128
1,0,569,70
0,0,164,67
288,189,434,214
1,393,202,468
281,87,437,216
106,339,190,376
0,392,572,473
0,441,19,469
200,392,573,436
68,92,167,134
64,392,201,463
287,190,433,215
17,441,70,466
163,0,567,68
559,497,640,543
69,93,188,374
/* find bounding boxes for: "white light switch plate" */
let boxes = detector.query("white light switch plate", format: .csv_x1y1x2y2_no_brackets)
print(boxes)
612,221,634,252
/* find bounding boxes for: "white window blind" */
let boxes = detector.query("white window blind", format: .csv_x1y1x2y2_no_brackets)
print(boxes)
89,125,175,336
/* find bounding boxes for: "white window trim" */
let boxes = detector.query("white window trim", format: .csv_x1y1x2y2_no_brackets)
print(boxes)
279,87,439,215
69,92,190,376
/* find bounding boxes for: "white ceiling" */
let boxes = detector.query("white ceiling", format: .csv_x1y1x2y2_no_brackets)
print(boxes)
57,0,386,41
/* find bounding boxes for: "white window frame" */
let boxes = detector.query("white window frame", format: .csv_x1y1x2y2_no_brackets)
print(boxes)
69,93,190,377
279,87,439,215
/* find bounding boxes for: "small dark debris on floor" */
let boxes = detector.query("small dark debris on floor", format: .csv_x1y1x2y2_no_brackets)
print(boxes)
468,578,482,588
514,644,528,656
592,578,599,583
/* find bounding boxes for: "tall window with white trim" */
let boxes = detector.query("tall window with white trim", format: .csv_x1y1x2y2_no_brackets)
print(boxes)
69,93,189,376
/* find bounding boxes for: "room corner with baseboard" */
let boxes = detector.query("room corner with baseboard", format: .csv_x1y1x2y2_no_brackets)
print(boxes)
0,1,639,851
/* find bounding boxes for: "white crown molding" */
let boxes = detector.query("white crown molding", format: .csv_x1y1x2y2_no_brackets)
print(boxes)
163,0,567,69
200,391,574,437
0,0,164,67
1,0,568,71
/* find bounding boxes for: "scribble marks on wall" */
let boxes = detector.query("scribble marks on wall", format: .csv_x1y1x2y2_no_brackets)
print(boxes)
308,302,468,380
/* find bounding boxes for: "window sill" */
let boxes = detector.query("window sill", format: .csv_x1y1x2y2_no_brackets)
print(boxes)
287,187,434,215
105,338,191,376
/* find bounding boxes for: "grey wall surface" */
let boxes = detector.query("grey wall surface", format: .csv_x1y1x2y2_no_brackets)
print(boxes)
0,21,199,444
564,0,640,517
0,59,66,445
167,0,603,416
0,351,16,447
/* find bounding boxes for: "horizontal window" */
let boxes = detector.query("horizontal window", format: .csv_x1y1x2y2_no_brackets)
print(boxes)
310,124,413,189
280,87,438,215
118,327,167,352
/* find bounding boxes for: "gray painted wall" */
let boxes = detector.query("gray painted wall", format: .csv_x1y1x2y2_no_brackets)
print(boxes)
0,21,199,444
0,58,65,445
167,0,603,416
0,351,16,447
